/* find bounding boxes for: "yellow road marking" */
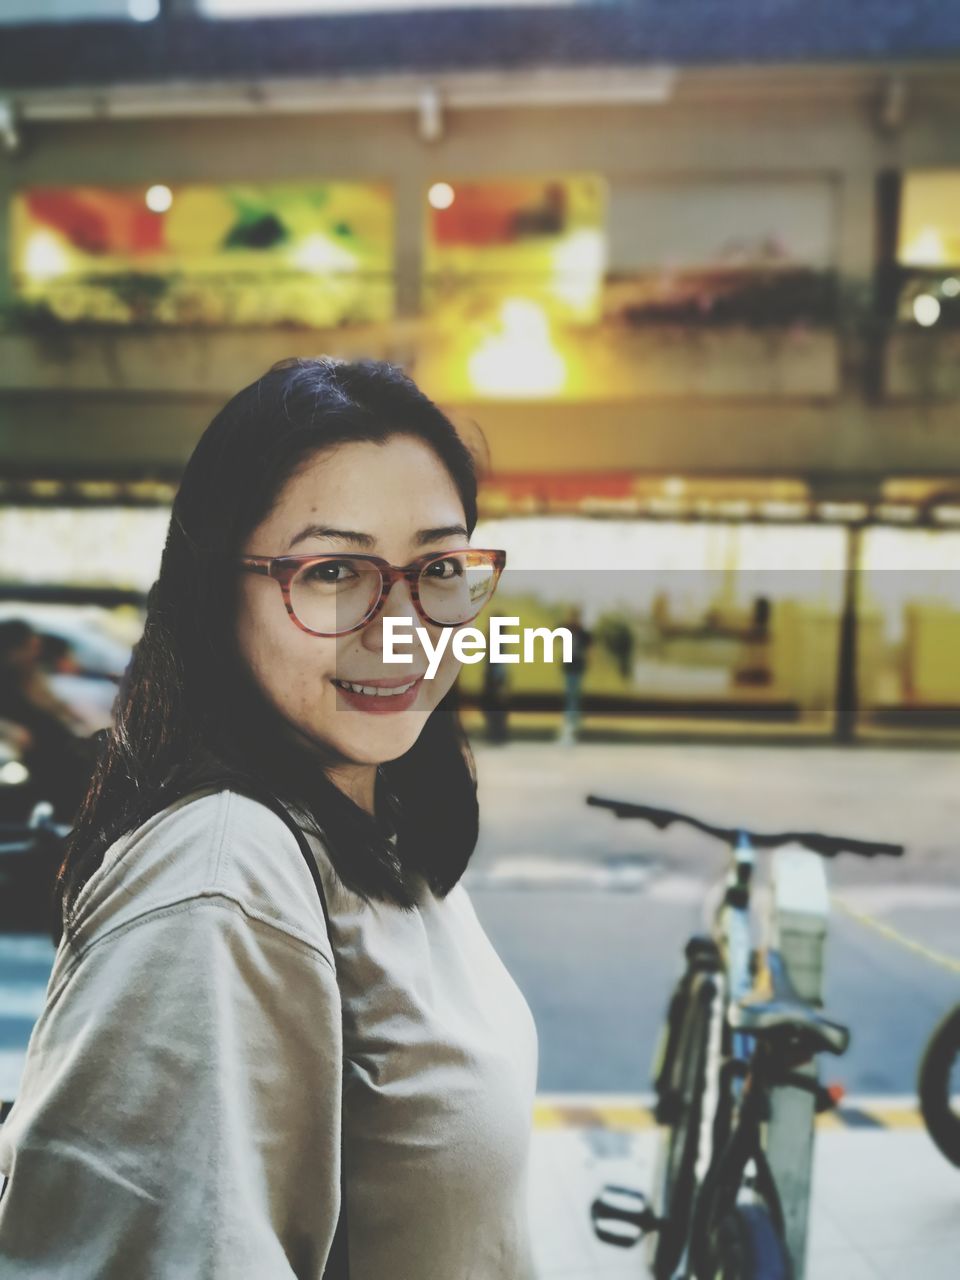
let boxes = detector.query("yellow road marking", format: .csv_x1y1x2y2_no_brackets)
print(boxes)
814,1110,846,1130
832,894,960,976
531,1100,923,1131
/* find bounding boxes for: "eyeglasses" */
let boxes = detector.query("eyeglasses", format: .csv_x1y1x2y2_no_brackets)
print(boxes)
236,547,506,638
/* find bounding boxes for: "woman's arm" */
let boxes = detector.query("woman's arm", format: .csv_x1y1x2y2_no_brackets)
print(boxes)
0,895,343,1279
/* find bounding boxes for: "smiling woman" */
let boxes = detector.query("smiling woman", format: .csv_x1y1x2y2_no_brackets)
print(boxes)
0,357,539,1280
232,433,493,805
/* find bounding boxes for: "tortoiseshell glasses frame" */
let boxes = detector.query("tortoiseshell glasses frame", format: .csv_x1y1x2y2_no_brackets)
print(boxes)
236,547,507,638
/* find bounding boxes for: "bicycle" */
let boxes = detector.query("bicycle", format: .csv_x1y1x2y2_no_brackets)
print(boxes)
918,1002,960,1169
584,796,904,1280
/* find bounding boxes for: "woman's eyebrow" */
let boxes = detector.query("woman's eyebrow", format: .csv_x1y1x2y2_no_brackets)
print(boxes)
286,522,469,550
287,524,375,549
415,524,469,545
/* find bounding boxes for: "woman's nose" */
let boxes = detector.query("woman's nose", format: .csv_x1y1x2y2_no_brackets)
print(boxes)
362,576,419,651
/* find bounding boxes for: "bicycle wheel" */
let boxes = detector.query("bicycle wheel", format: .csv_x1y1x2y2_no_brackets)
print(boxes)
704,1203,792,1280
918,1004,960,1169
649,979,715,1280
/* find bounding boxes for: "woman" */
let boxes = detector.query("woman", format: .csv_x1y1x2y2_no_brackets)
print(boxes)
0,357,539,1279
0,619,95,822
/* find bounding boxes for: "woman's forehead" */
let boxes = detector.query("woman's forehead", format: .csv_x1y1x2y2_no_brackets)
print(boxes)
268,436,466,543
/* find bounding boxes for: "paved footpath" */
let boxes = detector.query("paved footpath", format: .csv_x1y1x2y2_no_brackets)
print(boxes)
6,932,954,1278
528,1099,960,1279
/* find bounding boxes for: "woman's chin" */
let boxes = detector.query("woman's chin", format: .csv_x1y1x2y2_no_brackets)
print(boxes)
332,714,429,764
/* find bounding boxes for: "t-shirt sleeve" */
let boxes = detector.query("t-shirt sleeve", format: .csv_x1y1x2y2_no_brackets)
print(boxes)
0,895,343,1279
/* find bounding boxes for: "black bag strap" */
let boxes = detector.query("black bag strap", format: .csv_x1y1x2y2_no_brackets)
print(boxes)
196,778,350,1280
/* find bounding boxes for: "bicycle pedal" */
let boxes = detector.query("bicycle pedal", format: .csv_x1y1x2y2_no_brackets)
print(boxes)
590,1185,661,1247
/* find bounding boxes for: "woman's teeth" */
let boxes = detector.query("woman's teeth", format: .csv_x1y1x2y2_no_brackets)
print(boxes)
333,679,418,697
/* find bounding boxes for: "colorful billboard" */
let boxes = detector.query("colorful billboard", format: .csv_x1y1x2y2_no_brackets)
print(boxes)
11,181,394,328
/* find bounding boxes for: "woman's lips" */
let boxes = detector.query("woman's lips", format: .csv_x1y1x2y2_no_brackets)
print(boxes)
332,674,425,714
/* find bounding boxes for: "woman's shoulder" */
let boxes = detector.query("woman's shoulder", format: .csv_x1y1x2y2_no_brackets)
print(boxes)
67,787,335,967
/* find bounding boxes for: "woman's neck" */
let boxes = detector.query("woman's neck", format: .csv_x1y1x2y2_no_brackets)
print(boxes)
326,761,378,815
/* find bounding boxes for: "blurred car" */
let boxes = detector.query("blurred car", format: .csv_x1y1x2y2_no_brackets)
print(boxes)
0,602,136,679
0,602,138,734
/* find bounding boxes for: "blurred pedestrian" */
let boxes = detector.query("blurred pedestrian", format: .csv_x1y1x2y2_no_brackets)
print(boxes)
734,595,774,688
558,605,591,744
481,648,510,743
0,619,94,822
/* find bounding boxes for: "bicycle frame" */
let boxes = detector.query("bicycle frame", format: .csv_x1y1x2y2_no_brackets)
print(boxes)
716,832,757,1062
658,831,831,1279
713,837,834,1274
688,1050,789,1278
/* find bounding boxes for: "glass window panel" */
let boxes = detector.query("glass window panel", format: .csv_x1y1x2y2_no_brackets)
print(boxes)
0,507,168,590
460,516,845,731
608,178,836,272
860,528,960,729
898,170,960,268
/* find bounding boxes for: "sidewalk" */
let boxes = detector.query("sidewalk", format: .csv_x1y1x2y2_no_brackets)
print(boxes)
529,1097,960,1279
461,707,960,749
2,1067,955,1276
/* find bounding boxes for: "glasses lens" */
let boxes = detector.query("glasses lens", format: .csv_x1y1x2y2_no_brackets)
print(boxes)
290,558,382,635
418,551,498,626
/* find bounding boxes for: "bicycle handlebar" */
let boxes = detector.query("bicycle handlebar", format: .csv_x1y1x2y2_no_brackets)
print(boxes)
586,795,904,859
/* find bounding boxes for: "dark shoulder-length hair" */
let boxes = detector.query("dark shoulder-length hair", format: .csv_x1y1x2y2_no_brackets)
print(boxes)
54,356,484,942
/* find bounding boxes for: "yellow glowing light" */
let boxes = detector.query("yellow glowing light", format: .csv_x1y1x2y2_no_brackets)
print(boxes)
468,299,566,397
902,227,946,267
428,182,455,211
24,231,70,282
549,228,606,310
943,277,960,298
913,293,941,327
145,184,173,214
290,234,359,273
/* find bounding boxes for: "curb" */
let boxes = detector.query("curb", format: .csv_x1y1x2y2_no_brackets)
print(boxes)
532,1096,924,1131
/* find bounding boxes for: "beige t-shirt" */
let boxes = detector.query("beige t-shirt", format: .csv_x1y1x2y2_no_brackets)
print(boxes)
0,787,540,1279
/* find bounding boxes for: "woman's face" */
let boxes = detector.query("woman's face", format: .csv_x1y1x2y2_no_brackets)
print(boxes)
235,434,469,780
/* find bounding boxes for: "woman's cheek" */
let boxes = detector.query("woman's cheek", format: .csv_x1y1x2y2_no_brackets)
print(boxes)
430,643,462,702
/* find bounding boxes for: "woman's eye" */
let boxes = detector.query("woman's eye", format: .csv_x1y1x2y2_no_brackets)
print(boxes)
425,557,464,579
304,560,356,583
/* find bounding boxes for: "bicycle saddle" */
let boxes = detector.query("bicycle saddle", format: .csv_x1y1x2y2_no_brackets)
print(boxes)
730,951,850,1057
730,996,849,1056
